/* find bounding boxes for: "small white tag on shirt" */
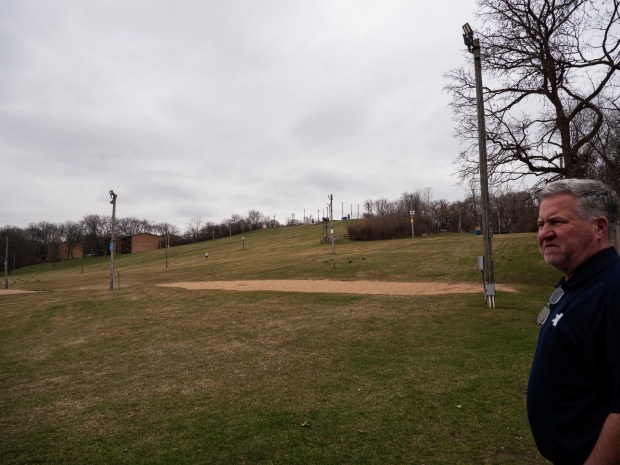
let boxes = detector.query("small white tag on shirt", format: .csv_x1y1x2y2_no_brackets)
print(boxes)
552,313,564,326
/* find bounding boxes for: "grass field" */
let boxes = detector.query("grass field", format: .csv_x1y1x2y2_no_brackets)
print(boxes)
0,223,557,464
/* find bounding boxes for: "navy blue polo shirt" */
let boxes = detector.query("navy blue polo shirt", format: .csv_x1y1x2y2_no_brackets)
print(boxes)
527,246,620,465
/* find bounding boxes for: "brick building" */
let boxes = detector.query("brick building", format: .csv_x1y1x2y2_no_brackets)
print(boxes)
58,242,84,259
118,233,162,254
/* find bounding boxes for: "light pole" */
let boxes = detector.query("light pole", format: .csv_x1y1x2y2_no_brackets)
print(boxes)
109,190,117,291
328,194,335,254
165,230,169,268
463,23,495,308
4,235,8,289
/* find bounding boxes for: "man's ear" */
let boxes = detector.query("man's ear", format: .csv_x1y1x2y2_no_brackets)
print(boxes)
593,216,609,241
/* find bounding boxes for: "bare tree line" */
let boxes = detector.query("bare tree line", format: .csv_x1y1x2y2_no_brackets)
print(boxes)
183,210,282,244
1,187,542,270
0,216,179,269
0,209,282,270
348,187,539,241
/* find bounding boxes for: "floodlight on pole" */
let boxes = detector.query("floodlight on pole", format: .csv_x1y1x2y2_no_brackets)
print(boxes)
462,22,496,308
109,190,118,291
328,194,335,254
462,23,474,49
4,235,8,290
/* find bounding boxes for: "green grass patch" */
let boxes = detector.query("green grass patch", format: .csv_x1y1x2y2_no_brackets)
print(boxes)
1,227,553,464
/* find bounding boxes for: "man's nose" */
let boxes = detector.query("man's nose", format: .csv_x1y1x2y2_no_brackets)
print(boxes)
538,223,554,238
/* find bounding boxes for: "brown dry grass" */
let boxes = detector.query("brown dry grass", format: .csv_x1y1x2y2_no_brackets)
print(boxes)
1,230,550,465
0,289,38,295
159,279,518,295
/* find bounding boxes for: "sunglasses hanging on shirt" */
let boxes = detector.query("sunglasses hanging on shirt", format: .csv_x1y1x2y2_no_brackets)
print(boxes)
537,287,565,326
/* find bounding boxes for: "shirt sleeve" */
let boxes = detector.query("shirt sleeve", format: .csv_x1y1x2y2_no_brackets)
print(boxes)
607,284,620,413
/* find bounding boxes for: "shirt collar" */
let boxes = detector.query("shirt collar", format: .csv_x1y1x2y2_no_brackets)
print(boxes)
559,246,619,290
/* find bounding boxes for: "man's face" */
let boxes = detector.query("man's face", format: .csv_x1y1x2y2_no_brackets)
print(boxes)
537,193,603,277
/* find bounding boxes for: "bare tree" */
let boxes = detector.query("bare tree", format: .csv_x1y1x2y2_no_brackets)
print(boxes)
590,108,620,192
152,222,180,237
446,0,620,186
25,222,61,261
0,226,34,268
433,200,451,231
246,210,265,230
493,190,539,233
199,221,218,241
60,221,83,259
400,191,422,215
373,198,394,216
81,214,107,256
186,216,204,243
226,214,246,234
117,217,151,236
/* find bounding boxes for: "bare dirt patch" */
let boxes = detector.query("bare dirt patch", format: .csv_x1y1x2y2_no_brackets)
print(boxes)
0,289,39,295
159,280,517,296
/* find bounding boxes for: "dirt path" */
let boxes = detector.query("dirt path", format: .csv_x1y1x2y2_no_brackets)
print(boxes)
159,280,517,296
0,289,39,295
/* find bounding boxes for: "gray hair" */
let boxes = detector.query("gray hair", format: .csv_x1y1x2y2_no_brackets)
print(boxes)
538,178,619,242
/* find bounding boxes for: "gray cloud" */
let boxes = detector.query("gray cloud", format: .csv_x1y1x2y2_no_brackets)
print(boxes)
1,0,478,229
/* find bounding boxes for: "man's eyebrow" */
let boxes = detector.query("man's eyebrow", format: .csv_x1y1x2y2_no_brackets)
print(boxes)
541,214,569,222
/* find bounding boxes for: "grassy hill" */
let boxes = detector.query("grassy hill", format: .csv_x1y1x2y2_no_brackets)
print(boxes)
1,223,555,465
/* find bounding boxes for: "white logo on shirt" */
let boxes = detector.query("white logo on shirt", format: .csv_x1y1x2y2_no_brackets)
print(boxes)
552,313,564,326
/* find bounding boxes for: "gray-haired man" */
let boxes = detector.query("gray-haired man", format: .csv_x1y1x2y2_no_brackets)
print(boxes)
528,178,620,465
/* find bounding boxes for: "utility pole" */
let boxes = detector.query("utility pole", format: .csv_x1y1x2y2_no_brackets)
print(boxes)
109,190,117,291
4,235,8,289
463,23,495,308
329,194,335,254
165,230,170,268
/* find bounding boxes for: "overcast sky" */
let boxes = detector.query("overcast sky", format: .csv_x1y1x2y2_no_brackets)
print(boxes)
1,0,479,230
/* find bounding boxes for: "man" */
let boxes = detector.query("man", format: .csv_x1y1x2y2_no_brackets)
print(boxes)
528,178,620,465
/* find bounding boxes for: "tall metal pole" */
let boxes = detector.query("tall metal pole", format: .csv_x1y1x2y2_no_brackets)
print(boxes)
109,190,117,291
4,235,8,290
165,231,169,268
329,194,335,254
463,23,495,308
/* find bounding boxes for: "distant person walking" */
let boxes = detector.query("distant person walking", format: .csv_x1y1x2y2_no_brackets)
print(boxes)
527,178,620,465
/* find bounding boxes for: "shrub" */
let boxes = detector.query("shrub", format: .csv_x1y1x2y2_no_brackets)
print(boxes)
347,215,411,241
